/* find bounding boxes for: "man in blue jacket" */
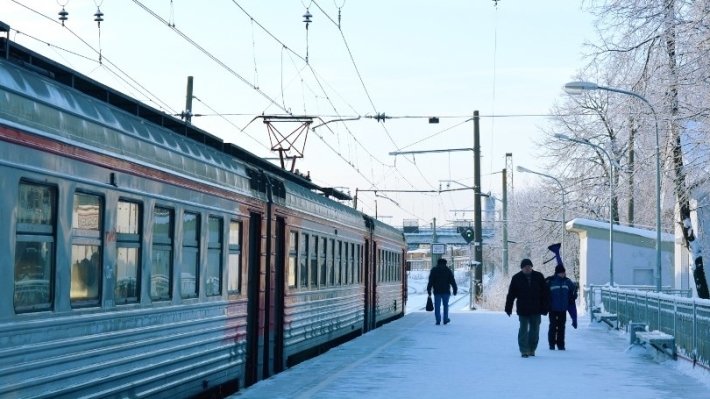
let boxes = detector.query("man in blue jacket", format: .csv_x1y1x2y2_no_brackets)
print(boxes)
427,258,457,325
505,258,549,357
545,264,577,350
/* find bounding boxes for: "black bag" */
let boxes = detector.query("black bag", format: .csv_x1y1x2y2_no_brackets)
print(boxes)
426,295,434,312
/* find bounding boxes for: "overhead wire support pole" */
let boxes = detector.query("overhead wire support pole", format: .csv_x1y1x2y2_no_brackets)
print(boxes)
387,111,483,306
473,111,483,302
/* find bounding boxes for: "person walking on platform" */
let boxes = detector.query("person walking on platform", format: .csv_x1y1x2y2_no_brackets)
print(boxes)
427,258,457,325
545,264,577,350
505,258,549,357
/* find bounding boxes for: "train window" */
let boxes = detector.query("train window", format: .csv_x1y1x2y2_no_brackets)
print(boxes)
348,243,355,284
356,244,362,284
309,235,318,287
320,237,327,287
227,220,242,294
390,252,397,281
397,253,402,281
378,250,383,283
382,250,390,281
205,216,223,296
335,241,342,285
116,201,142,304
299,233,309,288
387,252,391,282
14,182,56,313
384,252,388,282
328,238,335,286
343,243,349,285
386,251,390,282
151,207,173,301
288,231,298,288
380,250,389,281
206,217,223,296
394,253,398,281
181,212,200,299
70,193,103,307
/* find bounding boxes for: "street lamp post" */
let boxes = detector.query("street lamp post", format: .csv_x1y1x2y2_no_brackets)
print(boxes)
555,133,617,287
564,81,661,291
516,166,566,260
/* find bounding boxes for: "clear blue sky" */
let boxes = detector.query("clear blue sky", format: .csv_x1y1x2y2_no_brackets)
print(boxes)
3,0,594,227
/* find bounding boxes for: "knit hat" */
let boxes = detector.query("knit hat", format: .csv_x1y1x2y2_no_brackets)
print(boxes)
437,258,447,266
520,258,533,268
555,264,566,274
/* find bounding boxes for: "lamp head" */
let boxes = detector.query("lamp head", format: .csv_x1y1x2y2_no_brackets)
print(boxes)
516,166,531,173
554,133,572,141
564,81,599,95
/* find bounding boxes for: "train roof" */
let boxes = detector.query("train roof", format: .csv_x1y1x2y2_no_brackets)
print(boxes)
0,30,351,202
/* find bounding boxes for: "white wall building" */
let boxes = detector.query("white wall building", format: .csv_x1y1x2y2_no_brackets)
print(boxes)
566,218,675,296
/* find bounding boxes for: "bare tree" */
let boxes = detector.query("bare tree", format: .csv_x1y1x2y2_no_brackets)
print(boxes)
565,0,710,297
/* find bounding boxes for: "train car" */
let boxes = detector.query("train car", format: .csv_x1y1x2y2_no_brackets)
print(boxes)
0,27,406,398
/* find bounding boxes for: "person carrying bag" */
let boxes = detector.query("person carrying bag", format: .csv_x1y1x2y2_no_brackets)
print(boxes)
426,258,457,325
426,295,434,311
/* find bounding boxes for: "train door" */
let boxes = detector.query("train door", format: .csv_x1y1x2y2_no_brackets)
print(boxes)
370,241,378,329
402,249,408,309
362,237,372,333
272,216,286,373
245,211,284,386
363,236,378,332
245,212,262,387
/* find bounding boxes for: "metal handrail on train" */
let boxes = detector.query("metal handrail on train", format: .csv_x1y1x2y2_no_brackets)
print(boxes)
587,285,709,369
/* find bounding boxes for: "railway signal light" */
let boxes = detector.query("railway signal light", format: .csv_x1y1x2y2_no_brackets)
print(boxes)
461,227,475,243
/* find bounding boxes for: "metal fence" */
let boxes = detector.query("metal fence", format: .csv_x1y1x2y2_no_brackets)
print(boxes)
587,285,709,368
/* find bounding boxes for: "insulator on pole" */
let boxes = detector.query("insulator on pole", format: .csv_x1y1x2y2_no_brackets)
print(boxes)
58,7,69,26
94,8,104,27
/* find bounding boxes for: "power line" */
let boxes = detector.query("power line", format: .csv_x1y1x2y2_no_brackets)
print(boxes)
9,1,177,114
226,1,421,193
131,0,289,114
190,96,271,152
310,1,437,191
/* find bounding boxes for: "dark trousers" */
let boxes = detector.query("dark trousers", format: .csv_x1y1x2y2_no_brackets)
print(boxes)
548,310,567,349
517,314,541,355
434,293,451,324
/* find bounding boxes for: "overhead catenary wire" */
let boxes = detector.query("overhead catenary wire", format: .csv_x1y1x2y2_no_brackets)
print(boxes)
131,0,289,114
9,1,503,223
191,96,271,153
309,0,436,191
9,1,177,114
226,0,422,194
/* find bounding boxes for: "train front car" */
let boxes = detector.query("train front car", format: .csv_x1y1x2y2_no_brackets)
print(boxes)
0,38,259,397
0,35,406,398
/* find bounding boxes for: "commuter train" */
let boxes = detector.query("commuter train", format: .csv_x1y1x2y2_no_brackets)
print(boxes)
0,29,406,398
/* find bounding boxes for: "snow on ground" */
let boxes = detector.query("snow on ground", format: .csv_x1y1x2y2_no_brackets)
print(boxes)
233,273,709,398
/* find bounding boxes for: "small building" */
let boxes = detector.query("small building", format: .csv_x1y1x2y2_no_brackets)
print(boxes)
566,218,675,296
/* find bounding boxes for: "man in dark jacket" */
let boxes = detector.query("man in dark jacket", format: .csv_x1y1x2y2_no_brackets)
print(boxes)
505,258,549,357
545,264,577,350
427,258,457,325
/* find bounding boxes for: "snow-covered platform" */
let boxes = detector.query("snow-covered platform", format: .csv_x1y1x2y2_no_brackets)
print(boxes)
230,309,708,398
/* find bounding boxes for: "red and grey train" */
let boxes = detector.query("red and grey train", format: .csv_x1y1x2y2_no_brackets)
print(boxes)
0,30,406,398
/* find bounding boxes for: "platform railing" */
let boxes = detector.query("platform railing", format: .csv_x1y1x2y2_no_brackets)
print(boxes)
587,285,709,368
